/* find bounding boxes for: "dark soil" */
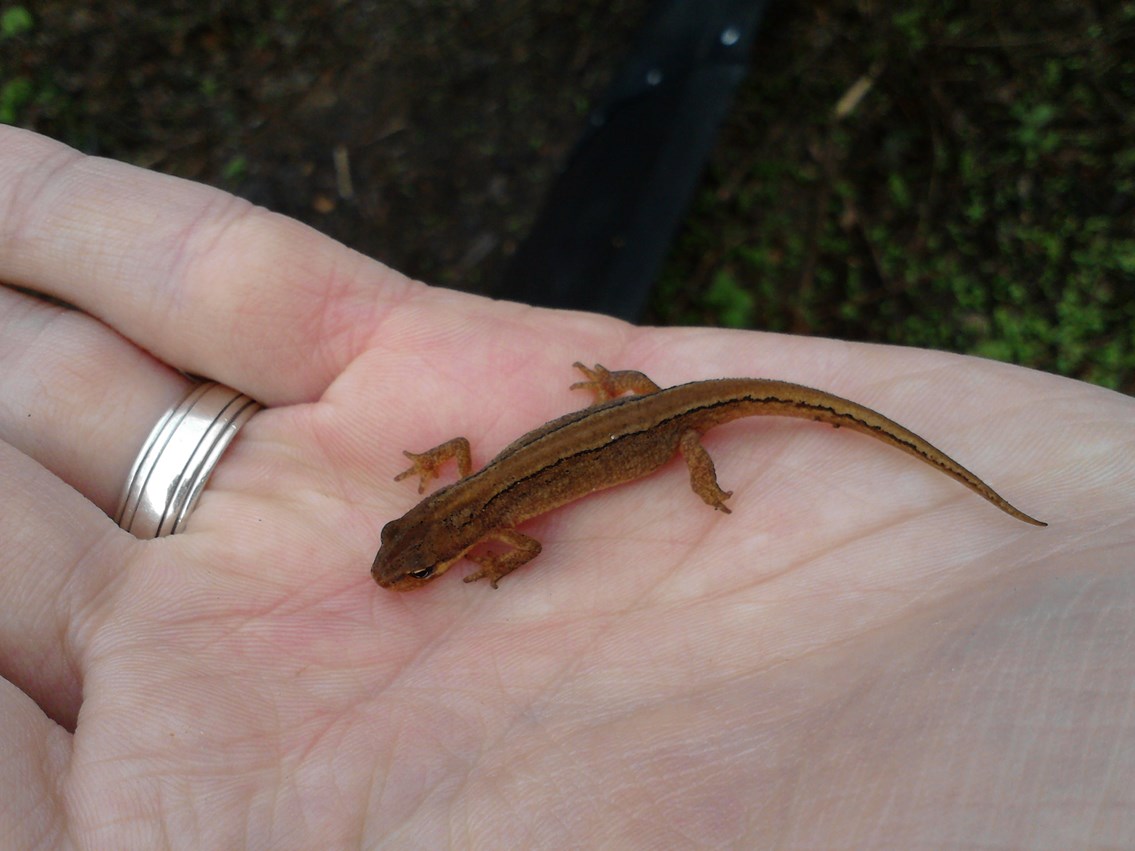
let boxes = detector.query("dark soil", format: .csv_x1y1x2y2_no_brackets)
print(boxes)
6,1,1134,389
9,0,652,292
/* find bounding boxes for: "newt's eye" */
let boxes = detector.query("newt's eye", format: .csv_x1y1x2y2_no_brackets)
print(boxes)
409,566,436,580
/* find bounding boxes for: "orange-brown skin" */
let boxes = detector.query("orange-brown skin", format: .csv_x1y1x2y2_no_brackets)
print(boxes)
372,364,1045,591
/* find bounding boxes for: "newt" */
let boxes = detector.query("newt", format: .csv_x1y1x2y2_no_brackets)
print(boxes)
372,363,1045,590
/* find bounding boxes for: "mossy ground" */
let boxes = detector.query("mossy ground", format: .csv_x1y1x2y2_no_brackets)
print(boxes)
4,2,1132,390
653,2,1135,391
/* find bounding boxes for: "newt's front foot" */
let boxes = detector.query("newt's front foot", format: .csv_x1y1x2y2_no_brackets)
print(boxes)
463,530,543,588
570,362,661,402
394,437,473,493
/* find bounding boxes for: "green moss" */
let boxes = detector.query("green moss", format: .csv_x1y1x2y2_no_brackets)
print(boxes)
0,7,33,39
653,0,1135,390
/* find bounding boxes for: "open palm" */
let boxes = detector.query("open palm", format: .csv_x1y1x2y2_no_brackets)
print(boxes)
3,126,1134,849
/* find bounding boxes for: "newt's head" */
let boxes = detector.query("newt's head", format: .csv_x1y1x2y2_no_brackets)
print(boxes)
371,511,458,591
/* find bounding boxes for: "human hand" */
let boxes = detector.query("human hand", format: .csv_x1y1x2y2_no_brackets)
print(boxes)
3,125,1133,848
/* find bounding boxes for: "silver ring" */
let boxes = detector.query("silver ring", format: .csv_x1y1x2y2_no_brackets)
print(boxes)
115,382,262,538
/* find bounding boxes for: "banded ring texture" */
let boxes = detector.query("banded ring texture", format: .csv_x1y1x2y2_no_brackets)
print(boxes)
115,382,261,538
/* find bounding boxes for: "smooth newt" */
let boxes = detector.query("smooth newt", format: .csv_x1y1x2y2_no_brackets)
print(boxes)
372,363,1045,590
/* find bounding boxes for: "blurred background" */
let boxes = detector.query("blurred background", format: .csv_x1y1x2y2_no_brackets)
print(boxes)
3,1,1133,391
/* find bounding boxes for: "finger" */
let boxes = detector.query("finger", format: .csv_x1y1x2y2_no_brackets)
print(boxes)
0,285,190,514
0,126,412,404
0,678,70,844
0,439,130,727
